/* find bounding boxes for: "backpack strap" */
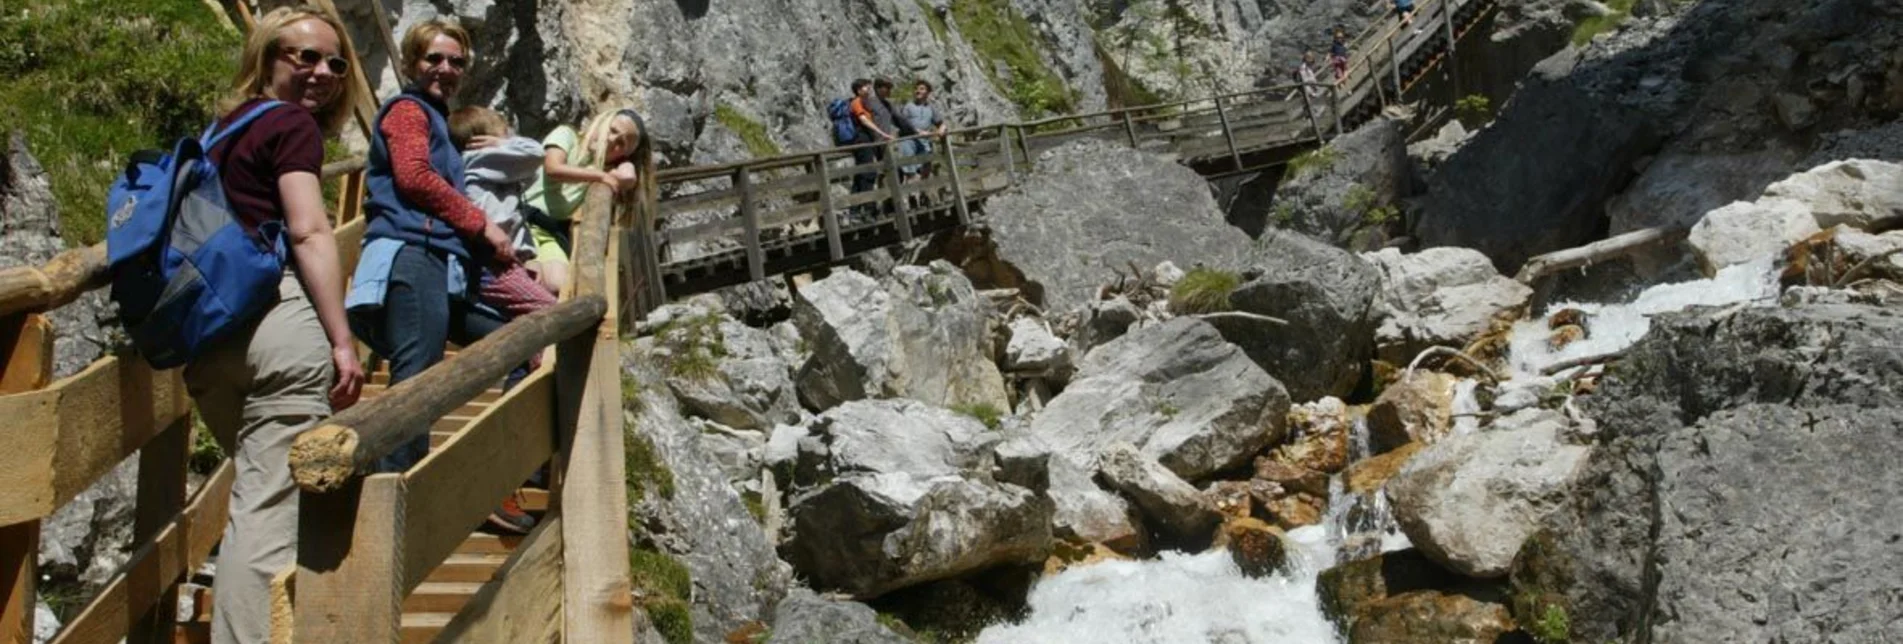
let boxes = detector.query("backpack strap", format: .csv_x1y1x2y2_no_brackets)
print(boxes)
201,100,288,149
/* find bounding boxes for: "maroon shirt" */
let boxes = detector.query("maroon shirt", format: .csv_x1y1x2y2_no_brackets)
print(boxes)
207,98,325,234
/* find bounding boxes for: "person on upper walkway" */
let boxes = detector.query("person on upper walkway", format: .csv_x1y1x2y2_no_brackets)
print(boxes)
187,6,365,642
522,106,651,284
1329,27,1351,82
346,18,516,478
846,78,883,211
1395,0,1420,33
898,79,947,183
1295,51,1324,97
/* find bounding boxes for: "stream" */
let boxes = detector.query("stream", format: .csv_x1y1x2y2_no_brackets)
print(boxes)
977,259,1782,643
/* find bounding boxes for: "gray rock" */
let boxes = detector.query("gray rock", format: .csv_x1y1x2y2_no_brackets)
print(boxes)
1095,444,1222,546
38,458,138,591
779,473,1052,598
1407,119,1472,172
694,420,768,486
1387,409,1590,578
975,140,1259,312
0,132,114,378
1603,150,1801,235
1041,452,1146,551
1688,197,1820,275
1003,317,1069,375
1271,118,1412,247
1031,317,1290,482
1518,302,1903,642
766,588,911,644
642,301,802,431
1071,296,1141,356
793,264,1008,412
620,354,793,641
1363,247,1531,364
1210,233,1380,401
1760,159,1903,231
790,399,999,488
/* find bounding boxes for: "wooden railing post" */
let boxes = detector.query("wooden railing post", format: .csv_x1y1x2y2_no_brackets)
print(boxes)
943,136,971,225
294,475,407,642
0,313,51,644
1121,110,1139,148
1387,32,1403,101
736,167,765,282
1214,95,1243,171
130,416,191,644
998,125,1016,181
1300,86,1326,144
1330,83,1346,136
884,140,913,242
554,190,635,643
813,154,844,261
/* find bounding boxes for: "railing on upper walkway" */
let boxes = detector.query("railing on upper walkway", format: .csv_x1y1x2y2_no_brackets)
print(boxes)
639,0,1493,306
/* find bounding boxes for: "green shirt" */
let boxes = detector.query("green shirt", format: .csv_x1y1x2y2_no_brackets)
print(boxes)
523,125,589,221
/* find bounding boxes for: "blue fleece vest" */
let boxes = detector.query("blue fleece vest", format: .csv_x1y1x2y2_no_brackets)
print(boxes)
365,90,470,259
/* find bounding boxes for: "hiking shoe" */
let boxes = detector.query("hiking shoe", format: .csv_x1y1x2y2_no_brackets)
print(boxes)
486,493,536,535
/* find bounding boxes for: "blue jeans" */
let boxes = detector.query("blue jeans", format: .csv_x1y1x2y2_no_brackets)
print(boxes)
351,243,508,473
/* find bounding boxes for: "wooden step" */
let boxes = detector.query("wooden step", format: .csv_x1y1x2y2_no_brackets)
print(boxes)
425,553,511,584
455,532,525,555
400,612,453,644
403,581,485,614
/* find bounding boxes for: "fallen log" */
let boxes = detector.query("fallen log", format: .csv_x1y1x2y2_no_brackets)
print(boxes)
1515,226,1688,284
1538,350,1625,377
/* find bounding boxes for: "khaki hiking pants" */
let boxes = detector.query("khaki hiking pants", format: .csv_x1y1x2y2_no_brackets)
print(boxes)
185,274,335,644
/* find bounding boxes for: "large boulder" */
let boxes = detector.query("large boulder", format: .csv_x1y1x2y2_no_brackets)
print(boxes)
949,139,1258,312
778,400,1052,598
792,263,1008,412
1515,302,1903,642
1363,247,1531,365
639,299,801,431
1687,197,1821,275
779,473,1053,598
1030,317,1290,481
1760,159,1903,230
765,588,911,644
1208,233,1381,402
1272,118,1413,248
1387,409,1590,578
1095,443,1222,546
619,354,793,642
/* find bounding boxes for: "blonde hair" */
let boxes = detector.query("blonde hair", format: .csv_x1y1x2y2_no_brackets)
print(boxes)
575,106,658,224
448,106,508,149
399,18,473,81
217,4,362,136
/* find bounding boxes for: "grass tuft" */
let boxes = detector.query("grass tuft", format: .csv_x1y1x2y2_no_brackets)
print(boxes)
1285,145,1339,179
1169,267,1239,314
949,402,1005,430
0,0,238,246
625,430,677,505
1571,0,1637,45
949,0,1075,116
713,103,781,159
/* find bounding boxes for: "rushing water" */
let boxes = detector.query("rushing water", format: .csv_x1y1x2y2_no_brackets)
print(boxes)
980,259,1783,642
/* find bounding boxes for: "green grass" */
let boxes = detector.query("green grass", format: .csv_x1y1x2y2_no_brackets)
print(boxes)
916,0,950,43
1169,267,1239,314
713,102,781,159
630,547,694,644
625,430,677,505
1285,145,1339,179
950,402,1004,430
189,414,224,476
0,0,239,246
949,0,1075,117
657,312,728,382
1531,603,1571,643
1571,0,1637,45
1455,93,1492,124
1343,184,1398,226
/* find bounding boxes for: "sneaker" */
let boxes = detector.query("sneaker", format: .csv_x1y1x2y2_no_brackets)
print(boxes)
486,493,536,535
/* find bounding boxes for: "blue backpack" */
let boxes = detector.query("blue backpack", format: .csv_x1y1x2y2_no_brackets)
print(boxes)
828,98,859,145
105,101,289,369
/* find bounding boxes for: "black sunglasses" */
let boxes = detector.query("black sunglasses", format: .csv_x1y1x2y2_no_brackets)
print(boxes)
283,47,349,75
423,52,470,70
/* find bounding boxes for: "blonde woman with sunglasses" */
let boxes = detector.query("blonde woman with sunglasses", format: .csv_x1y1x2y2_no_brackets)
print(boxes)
188,5,366,642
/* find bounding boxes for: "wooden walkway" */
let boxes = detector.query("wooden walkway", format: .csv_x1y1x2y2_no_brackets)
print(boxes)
641,0,1498,305
0,0,1497,642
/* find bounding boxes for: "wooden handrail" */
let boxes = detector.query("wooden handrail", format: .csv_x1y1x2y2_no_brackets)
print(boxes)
284,294,604,492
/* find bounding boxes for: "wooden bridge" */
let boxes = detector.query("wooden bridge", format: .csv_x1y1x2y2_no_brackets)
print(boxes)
644,0,1499,306
0,0,1497,642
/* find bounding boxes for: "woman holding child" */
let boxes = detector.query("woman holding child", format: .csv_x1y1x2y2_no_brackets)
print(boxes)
345,19,550,539
190,6,365,642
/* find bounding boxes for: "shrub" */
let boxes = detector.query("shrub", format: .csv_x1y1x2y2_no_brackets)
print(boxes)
950,402,1005,430
1169,267,1239,314
1285,145,1339,179
1455,93,1492,124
